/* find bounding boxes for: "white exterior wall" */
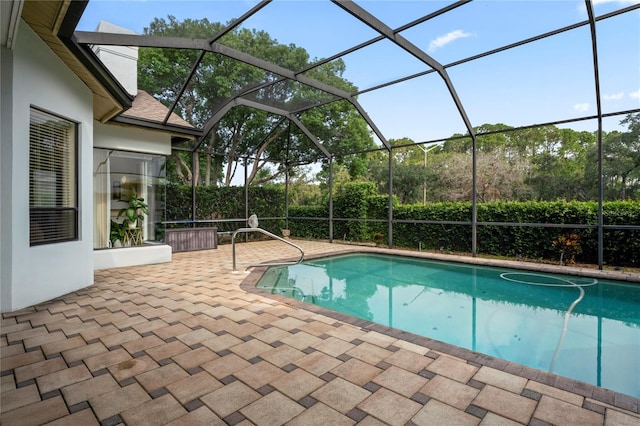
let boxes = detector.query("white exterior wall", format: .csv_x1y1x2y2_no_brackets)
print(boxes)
0,21,95,312
1,45,14,312
94,122,171,155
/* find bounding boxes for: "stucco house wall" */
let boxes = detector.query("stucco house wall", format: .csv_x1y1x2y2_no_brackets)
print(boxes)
0,21,95,312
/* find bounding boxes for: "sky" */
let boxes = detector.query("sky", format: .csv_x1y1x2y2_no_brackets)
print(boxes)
77,0,640,145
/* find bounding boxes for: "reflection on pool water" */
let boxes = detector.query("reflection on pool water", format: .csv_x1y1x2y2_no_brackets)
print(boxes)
257,253,640,398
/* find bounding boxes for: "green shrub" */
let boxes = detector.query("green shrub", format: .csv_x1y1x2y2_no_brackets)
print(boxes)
166,184,639,266
289,205,329,239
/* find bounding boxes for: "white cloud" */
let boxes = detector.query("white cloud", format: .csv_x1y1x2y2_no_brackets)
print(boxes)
603,92,624,101
428,30,473,52
573,103,590,112
630,90,640,99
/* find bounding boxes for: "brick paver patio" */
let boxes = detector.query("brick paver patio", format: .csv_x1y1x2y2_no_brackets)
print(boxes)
2,240,639,425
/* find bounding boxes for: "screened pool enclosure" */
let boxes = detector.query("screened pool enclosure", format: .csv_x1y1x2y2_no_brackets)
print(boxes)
76,0,640,268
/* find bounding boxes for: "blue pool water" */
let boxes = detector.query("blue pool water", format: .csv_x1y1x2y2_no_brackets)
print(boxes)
256,253,640,397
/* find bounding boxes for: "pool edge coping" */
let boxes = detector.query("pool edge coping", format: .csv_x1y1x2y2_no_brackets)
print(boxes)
238,245,640,414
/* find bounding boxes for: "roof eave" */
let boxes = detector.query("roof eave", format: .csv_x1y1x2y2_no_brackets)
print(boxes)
111,115,202,139
21,0,132,122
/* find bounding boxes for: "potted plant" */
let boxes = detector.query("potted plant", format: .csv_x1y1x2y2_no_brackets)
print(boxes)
118,192,149,230
109,220,125,247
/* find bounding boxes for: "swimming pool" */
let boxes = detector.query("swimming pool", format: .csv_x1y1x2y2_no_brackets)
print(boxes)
256,253,640,398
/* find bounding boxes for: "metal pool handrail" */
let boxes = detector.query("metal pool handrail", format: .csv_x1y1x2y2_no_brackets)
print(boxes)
231,227,305,273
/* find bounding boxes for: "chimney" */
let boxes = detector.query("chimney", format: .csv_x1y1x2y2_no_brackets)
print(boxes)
92,21,138,96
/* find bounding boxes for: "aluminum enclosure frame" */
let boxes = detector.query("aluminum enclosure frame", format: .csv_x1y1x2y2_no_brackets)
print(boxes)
69,0,640,269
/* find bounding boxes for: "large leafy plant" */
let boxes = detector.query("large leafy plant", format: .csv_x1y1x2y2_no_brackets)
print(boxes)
118,193,149,229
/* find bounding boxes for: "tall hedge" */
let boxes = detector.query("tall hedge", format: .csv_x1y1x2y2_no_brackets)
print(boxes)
165,184,285,234
166,184,639,266
393,203,472,252
288,205,329,239
293,199,639,266
333,182,377,241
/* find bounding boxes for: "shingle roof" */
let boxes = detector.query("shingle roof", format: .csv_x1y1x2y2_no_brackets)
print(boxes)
121,90,193,128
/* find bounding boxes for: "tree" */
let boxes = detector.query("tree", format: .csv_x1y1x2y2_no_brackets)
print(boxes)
315,163,355,205
428,151,533,202
606,114,640,199
366,138,439,204
287,166,323,206
442,123,513,154
585,113,640,200
138,16,374,187
440,124,597,201
525,129,595,201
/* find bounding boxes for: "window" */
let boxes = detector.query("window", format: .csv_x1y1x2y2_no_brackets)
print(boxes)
93,148,165,249
29,108,78,245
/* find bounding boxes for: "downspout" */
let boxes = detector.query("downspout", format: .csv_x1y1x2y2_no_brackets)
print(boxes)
5,0,23,49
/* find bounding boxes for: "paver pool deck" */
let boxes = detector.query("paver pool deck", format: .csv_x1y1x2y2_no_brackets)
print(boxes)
1,240,639,425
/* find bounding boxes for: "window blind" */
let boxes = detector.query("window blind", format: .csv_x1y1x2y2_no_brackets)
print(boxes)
29,108,78,245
